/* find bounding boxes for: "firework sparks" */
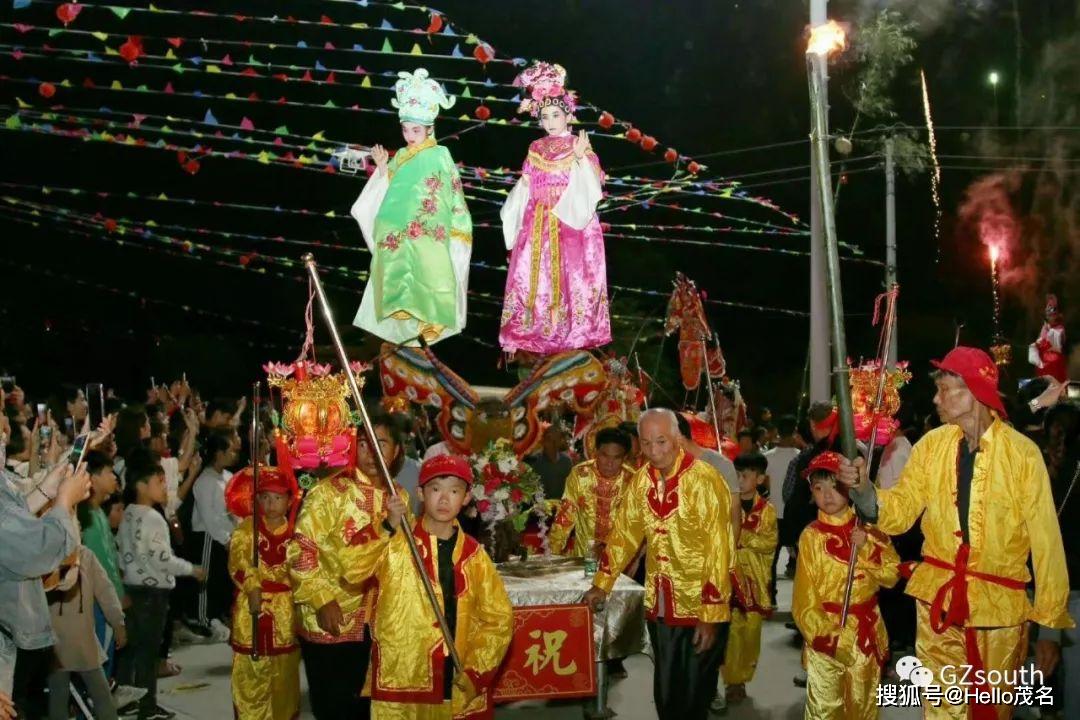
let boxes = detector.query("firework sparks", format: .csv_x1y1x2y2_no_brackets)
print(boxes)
921,70,942,258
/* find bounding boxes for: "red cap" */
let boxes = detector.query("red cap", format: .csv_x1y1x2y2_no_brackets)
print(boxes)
225,466,299,518
419,454,474,488
930,346,1007,417
803,450,843,480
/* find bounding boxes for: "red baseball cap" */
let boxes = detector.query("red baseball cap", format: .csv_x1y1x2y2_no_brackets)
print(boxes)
930,346,1007,417
419,454,474,488
803,450,843,480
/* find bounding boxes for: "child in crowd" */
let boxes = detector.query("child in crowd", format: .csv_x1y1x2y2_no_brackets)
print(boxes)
117,457,205,720
343,454,513,719
46,545,126,720
721,451,777,705
226,466,301,720
792,452,899,720
77,452,125,677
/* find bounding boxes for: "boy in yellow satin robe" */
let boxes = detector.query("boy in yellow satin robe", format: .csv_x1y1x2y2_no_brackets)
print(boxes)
226,466,301,720
721,451,777,705
343,454,513,720
793,451,899,720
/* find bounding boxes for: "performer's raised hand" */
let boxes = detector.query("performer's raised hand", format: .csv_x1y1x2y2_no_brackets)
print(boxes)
386,493,406,529
837,456,867,491
371,144,390,173
573,130,591,160
850,526,867,549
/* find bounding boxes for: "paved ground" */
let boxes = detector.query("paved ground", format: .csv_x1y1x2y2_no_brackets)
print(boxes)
156,550,1048,719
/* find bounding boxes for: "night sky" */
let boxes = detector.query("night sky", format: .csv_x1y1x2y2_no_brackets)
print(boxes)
2,0,1076,416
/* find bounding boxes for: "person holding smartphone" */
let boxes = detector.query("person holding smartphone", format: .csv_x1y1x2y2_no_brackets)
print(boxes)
1,444,92,717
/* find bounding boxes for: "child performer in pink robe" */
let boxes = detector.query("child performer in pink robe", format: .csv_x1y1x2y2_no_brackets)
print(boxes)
499,62,612,357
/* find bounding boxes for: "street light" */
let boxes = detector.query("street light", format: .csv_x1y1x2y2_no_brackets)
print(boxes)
988,71,1000,86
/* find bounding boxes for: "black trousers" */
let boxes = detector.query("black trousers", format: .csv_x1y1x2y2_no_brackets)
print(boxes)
647,620,728,720
13,646,53,719
117,587,171,718
187,531,230,626
299,637,372,720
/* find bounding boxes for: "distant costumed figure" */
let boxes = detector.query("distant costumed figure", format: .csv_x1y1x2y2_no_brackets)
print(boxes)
1028,294,1067,383
499,61,611,356
351,68,473,345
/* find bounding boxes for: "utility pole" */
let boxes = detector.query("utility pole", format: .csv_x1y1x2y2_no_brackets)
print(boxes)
884,136,897,366
809,0,830,402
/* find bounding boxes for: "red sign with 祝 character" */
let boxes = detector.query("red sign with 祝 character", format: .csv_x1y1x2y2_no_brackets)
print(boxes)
493,604,597,702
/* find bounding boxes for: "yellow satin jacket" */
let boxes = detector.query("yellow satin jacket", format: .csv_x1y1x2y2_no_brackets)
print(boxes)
342,520,513,719
793,507,900,664
731,494,777,616
228,517,296,655
548,461,634,557
875,420,1073,629
287,469,413,642
593,451,734,625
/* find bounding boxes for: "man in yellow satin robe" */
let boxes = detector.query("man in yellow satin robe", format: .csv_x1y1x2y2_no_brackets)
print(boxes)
794,451,900,719
584,408,734,720
840,346,1073,720
548,427,635,557
721,451,778,705
288,425,413,720
342,454,513,720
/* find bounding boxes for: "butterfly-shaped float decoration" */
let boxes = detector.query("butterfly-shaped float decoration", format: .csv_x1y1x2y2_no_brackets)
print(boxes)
378,343,608,457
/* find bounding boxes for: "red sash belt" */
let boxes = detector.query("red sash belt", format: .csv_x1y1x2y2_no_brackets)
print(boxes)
921,544,1026,634
920,544,1027,720
822,596,884,665
260,580,291,594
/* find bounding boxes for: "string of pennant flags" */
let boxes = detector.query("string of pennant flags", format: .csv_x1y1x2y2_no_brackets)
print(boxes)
3,0,827,341
2,105,827,247
0,188,813,320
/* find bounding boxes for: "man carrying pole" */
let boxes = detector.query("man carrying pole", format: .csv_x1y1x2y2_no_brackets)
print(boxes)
839,347,1072,719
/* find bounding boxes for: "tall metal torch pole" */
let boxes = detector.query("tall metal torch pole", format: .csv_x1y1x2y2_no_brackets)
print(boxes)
807,26,857,461
301,254,464,675
884,137,898,367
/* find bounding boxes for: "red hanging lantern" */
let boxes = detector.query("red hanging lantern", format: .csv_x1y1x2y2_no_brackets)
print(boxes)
687,161,702,175
118,36,144,64
625,127,642,143
640,135,658,152
38,82,56,99
475,104,491,121
664,148,678,163
56,3,82,26
427,13,444,34
473,43,494,65
598,111,615,129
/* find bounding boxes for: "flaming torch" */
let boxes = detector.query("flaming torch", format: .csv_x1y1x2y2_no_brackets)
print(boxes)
987,244,1012,365
806,20,857,460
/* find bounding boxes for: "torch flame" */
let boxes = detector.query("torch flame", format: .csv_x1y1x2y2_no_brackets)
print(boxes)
988,244,1000,264
807,20,847,56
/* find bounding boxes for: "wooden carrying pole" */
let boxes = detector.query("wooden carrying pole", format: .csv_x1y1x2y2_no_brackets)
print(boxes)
301,254,464,674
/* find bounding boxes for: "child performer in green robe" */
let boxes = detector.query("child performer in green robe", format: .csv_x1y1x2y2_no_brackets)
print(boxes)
351,68,473,346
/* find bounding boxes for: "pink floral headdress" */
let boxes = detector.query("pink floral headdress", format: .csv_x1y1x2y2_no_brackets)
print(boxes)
513,61,577,118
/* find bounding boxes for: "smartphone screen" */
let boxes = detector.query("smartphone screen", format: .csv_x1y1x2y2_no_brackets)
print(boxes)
87,383,105,428
69,433,90,467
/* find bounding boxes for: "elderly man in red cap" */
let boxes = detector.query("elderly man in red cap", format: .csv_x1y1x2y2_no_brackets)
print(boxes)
839,346,1072,719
